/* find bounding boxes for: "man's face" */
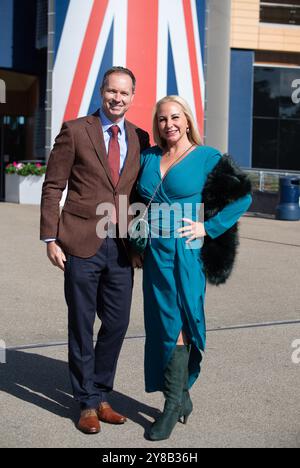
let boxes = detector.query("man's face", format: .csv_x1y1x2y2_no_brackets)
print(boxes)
101,73,135,122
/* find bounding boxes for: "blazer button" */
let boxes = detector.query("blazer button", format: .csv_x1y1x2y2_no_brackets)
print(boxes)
114,190,118,196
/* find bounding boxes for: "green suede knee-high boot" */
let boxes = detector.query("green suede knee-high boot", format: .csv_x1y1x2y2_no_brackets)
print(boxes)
148,345,190,441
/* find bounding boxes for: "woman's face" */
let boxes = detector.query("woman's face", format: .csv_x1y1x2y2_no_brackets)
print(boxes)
157,102,189,147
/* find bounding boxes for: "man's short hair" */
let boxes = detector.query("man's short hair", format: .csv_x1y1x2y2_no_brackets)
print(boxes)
101,67,136,93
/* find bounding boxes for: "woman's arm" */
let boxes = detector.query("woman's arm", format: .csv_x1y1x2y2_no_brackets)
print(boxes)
204,193,252,239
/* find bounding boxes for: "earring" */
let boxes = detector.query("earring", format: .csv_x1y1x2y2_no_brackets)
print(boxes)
187,128,190,134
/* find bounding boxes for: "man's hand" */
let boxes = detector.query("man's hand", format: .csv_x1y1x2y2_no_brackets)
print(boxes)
47,241,67,271
131,251,144,269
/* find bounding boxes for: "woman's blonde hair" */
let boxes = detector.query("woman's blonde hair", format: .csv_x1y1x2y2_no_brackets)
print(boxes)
152,95,202,149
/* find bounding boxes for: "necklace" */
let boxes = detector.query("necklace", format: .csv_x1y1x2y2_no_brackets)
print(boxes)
164,144,195,165
160,144,195,179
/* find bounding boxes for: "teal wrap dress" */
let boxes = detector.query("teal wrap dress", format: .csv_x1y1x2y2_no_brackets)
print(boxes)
137,145,252,393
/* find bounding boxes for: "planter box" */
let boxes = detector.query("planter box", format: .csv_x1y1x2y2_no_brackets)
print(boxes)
5,174,45,205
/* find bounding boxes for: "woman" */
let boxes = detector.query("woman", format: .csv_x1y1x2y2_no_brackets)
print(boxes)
137,96,252,441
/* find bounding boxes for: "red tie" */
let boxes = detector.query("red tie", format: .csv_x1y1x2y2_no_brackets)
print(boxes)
108,125,120,187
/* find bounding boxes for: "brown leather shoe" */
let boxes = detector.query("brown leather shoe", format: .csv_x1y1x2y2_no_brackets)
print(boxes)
77,409,101,434
97,402,127,425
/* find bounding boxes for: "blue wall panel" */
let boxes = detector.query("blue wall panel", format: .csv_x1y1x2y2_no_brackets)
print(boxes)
228,49,254,168
0,0,13,68
167,30,178,96
55,0,70,58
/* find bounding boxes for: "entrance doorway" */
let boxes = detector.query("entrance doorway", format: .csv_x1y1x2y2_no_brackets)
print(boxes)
0,117,4,201
0,115,28,201
0,69,40,201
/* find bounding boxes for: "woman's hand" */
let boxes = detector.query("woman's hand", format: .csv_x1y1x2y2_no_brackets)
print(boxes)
177,218,207,244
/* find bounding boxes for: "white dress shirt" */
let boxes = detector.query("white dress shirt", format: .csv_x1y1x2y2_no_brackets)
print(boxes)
99,108,128,173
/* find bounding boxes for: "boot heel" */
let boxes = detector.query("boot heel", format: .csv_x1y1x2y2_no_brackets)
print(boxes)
179,390,193,424
182,414,189,425
178,413,190,424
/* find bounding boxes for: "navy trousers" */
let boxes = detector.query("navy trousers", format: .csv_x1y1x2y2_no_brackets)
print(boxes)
64,238,133,410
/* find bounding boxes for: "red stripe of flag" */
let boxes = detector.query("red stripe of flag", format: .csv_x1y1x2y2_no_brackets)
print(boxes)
126,0,159,138
183,0,204,138
64,0,109,122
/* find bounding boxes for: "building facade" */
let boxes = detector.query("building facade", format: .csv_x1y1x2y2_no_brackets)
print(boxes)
1,0,299,202
1,0,209,201
229,0,300,171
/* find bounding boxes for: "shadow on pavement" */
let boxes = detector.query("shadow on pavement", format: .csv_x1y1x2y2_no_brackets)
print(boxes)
0,350,159,432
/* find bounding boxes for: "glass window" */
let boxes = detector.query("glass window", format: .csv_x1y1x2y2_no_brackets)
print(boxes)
252,118,279,169
2,116,27,162
279,120,300,170
253,65,300,170
253,67,280,118
279,68,300,119
260,1,300,26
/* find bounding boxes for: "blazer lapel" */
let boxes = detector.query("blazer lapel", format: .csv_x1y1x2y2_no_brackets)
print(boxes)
86,112,115,188
117,120,140,188
86,113,140,190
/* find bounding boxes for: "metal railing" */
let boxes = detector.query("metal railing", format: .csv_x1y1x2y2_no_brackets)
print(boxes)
243,168,300,192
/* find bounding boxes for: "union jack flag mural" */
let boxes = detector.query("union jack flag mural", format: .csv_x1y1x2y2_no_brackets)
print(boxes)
52,0,206,144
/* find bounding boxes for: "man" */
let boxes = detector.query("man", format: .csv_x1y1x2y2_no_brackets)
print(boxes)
40,67,150,434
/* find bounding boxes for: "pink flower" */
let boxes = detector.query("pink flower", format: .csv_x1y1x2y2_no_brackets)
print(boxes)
13,162,18,167
36,163,42,168
17,163,24,169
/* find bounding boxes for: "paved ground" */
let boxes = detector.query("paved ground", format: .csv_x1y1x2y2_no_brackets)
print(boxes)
0,203,300,448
